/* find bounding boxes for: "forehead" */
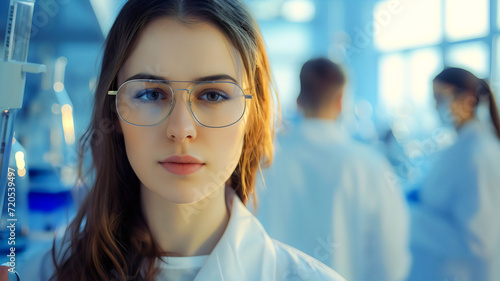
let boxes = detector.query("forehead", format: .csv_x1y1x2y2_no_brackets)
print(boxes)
433,81,460,102
433,81,455,93
118,17,245,85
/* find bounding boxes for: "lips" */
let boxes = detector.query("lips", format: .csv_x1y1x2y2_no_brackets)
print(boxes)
161,155,203,164
159,155,205,176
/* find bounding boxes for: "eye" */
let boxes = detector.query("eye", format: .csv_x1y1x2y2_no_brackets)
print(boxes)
135,88,166,101
198,90,229,102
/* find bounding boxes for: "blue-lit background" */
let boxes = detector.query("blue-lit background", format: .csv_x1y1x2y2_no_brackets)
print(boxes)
0,0,499,278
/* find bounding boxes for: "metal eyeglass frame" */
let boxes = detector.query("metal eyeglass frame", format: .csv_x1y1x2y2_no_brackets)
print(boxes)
108,79,253,128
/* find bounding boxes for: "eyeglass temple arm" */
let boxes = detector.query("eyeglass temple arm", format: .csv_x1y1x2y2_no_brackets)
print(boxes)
244,95,252,99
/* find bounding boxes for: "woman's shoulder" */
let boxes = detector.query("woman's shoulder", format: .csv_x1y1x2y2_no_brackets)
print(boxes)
229,194,344,280
271,239,346,281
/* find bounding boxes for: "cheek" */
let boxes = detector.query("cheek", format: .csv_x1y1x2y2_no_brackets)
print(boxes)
451,98,474,117
120,122,155,171
206,119,247,174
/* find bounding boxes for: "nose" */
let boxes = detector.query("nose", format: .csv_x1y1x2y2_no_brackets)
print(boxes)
165,90,197,142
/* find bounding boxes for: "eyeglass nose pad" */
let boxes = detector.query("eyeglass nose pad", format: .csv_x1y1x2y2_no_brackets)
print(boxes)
169,94,176,110
172,88,190,102
168,89,195,120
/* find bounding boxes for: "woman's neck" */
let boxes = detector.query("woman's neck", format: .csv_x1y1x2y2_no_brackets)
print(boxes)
140,183,230,257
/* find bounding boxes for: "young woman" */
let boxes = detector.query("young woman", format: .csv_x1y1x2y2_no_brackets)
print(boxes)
408,67,500,281
40,0,344,280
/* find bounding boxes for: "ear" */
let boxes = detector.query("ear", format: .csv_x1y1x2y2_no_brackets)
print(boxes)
333,88,343,111
337,93,343,112
462,93,478,110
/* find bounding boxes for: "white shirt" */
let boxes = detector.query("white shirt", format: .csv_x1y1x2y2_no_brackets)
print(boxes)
408,120,500,281
156,255,208,281
253,117,411,281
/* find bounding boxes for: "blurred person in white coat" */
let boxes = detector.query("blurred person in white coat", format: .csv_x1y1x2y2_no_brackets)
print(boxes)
254,58,411,281
407,67,500,281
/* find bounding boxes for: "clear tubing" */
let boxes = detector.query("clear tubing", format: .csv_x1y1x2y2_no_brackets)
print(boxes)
0,0,36,216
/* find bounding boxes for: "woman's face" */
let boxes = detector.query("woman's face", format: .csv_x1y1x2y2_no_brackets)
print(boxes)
116,18,249,204
433,81,475,126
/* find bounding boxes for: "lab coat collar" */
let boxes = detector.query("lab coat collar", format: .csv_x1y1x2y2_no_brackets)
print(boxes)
296,117,349,144
193,187,277,280
457,118,483,138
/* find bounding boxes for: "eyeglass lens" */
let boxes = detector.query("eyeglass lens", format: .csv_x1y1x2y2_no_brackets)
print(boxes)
115,81,247,127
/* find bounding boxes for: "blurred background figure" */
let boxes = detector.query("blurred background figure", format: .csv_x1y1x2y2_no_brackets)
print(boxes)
407,67,500,281
253,57,410,281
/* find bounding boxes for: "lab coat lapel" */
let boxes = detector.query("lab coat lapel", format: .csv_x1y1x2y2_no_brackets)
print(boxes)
193,188,277,280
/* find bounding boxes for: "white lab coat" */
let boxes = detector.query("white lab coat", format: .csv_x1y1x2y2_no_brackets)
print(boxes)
253,118,411,281
38,187,345,281
407,119,500,281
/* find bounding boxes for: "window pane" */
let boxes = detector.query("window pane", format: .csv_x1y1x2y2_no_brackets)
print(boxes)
408,48,443,107
374,0,442,51
445,0,489,41
498,0,500,30
446,42,489,78
379,53,406,110
491,35,500,101
272,62,302,114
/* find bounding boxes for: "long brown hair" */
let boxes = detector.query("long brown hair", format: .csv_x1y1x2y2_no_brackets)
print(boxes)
434,67,500,140
51,0,278,280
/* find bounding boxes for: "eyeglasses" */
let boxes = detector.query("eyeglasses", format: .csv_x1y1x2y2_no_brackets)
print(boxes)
108,79,252,128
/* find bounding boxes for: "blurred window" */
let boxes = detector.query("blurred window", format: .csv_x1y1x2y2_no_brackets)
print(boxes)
446,42,489,78
374,0,442,51
375,0,496,118
445,0,489,42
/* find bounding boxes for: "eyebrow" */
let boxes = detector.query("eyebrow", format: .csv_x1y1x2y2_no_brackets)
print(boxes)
123,73,239,84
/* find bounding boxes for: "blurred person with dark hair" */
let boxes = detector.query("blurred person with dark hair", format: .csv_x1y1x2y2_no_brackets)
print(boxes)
254,57,411,281
408,67,500,281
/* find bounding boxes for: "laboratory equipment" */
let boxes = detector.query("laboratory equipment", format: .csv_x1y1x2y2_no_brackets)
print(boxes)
0,0,46,219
